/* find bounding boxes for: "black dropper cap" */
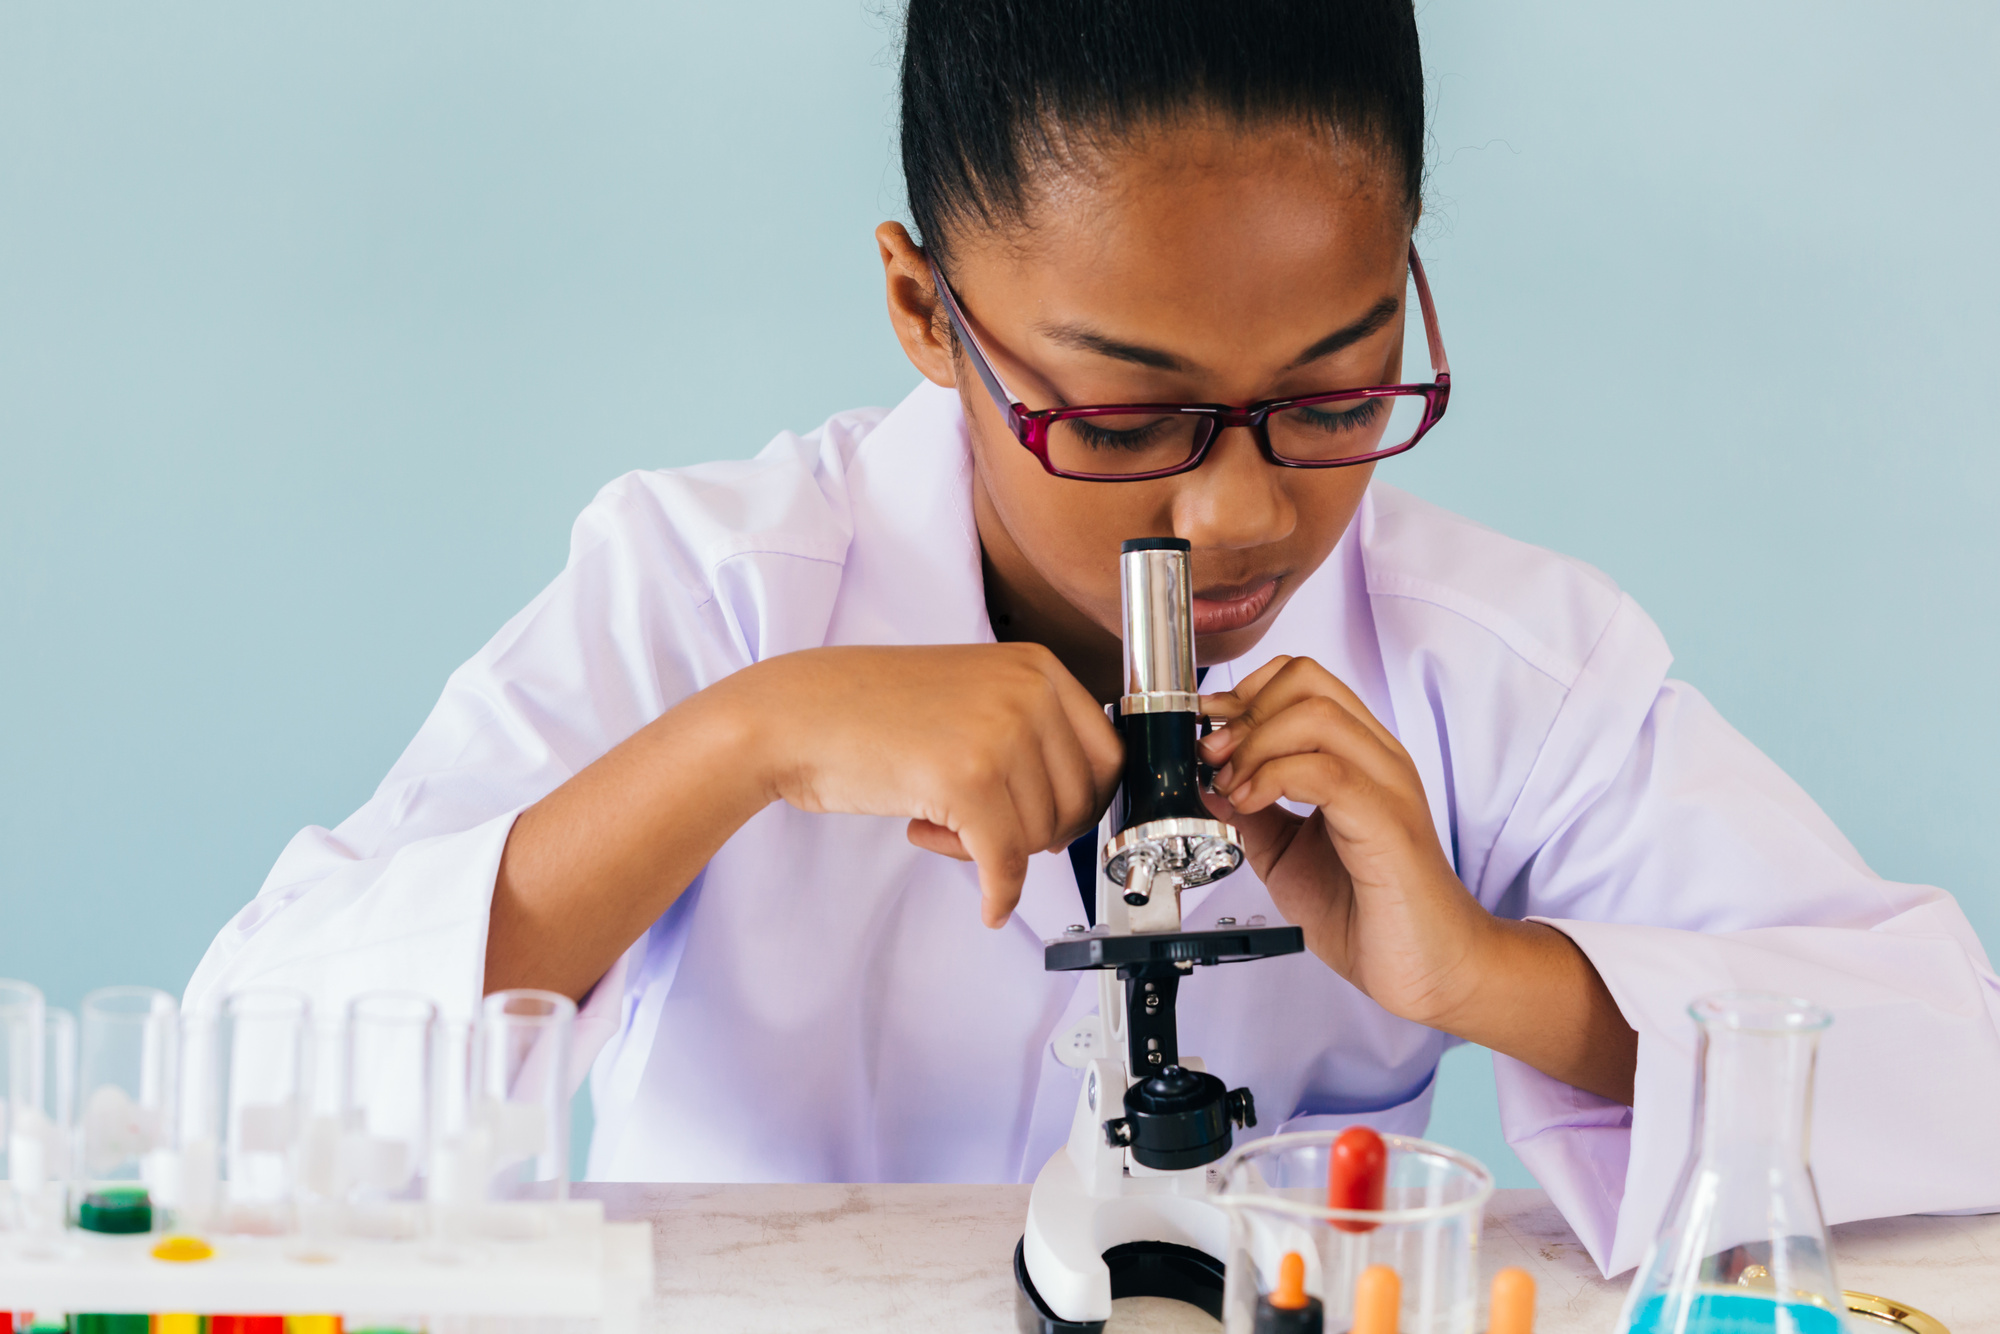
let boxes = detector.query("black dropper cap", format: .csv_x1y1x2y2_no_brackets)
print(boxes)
1254,1293,1325,1334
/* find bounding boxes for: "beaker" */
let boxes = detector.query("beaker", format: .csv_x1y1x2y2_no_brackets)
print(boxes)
77,986,179,1214
1216,1131,1493,1334
180,989,313,1234
1617,992,1845,1334
343,991,438,1236
471,989,573,1203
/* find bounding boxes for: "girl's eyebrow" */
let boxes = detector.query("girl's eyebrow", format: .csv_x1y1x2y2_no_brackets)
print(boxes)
1030,293,1403,376
1287,296,1401,368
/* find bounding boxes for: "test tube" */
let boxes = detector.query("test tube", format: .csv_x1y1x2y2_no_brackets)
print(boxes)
183,989,312,1234
28,1009,77,1234
77,986,178,1219
1,980,46,1227
473,989,574,1203
344,992,438,1237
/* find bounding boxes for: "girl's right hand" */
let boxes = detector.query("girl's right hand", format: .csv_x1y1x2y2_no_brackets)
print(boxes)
722,644,1124,927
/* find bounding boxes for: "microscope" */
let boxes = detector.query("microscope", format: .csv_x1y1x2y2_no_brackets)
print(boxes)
1014,537,1305,1333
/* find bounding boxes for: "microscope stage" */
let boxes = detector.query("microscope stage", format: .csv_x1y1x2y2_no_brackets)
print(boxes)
1043,924,1304,972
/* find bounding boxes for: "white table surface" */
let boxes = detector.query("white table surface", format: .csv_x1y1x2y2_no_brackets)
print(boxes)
578,1183,1998,1334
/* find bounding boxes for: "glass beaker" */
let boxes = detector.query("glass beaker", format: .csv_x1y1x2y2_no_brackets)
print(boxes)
1216,1131,1493,1334
77,986,179,1219
1617,992,1846,1334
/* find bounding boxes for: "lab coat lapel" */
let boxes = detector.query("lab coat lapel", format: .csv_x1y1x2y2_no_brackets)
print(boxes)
827,381,1091,948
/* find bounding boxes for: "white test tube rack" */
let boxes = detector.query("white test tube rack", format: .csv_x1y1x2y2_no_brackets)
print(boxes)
0,1198,653,1330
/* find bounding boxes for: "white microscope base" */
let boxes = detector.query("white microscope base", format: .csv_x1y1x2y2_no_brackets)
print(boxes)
1019,1057,1230,1325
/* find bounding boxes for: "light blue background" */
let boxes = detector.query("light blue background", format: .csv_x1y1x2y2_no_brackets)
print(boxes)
3,3,1995,1189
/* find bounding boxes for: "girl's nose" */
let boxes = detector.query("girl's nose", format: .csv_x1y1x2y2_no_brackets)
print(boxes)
1170,424,1296,550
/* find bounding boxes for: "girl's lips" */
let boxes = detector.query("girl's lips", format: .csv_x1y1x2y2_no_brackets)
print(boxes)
1191,579,1279,635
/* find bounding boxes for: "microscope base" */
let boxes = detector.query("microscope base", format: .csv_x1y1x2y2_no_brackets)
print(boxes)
1014,1056,1233,1328
1013,1235,1224,1334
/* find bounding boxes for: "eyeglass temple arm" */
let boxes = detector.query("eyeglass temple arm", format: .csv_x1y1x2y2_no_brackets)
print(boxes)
926,258,1026,435
1408,242,1450,379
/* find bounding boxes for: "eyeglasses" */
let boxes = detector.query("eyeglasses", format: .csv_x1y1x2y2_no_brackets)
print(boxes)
930,241,1451,482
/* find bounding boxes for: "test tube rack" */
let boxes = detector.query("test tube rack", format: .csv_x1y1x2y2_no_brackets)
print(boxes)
0,1199,651,1331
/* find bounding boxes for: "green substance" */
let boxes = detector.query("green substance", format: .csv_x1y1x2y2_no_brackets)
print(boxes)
70,1319,147,1334
77,1187,152,1235
1626,1293,1845,1334
70,1188,156,1334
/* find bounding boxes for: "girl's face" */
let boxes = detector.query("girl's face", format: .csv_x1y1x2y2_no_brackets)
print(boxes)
880,119,1415,688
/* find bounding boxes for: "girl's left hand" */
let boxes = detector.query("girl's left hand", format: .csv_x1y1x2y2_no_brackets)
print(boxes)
1199,655,1492,1029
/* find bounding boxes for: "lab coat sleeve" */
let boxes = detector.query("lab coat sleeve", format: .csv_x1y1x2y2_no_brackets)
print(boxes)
182,466,786,1081
1487,663,2000,1276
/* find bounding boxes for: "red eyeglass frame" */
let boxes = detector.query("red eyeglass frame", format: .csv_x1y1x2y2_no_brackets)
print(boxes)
929,241,1452,482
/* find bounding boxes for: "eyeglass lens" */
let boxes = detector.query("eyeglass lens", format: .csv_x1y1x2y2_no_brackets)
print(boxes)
1044,391,1428,477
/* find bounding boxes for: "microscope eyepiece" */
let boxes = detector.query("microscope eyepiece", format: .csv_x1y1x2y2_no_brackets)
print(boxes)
1104,537,1245,910
1120,539,1198,707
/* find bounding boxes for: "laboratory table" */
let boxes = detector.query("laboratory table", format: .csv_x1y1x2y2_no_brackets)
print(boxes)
576,1183,1999,1334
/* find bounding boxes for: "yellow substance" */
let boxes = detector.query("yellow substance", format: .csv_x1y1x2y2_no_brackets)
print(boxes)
149,1236,214,1263
284,1320,341,1334
152,1316,203,1334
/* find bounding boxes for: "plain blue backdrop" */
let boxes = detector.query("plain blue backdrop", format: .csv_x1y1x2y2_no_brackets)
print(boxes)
3,3,1995,1188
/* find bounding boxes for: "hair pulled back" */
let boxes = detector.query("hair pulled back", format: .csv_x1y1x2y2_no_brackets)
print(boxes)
899,0,1425,266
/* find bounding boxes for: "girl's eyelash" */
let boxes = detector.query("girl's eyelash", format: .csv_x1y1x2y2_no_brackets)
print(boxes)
1297,397,1385,432
1071,419,1169,449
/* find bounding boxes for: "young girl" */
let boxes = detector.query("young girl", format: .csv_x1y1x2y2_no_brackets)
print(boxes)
188,0,2000,1274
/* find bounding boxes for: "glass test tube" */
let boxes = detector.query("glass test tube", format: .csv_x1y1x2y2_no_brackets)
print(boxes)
473,989,574,1203
344,992,438,1235
183,989,312,1234
29,1008,77,1234
1,980,46,1228
77,986,178,1216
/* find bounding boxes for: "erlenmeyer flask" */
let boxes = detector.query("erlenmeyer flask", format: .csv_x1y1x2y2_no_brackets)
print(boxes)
1619,991,1845,1334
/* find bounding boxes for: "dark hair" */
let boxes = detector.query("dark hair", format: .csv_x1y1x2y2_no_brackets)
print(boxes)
900,0,1425,265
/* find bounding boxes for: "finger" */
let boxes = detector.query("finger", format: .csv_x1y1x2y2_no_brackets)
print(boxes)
1037,714,1102,851
1045,660,1124,803
1004,742,1062,860
1202,787,1306,877
907,818,972,860
1206,656,1406,766
953,783,1034,928
1198,655,1295,724
1214,696,1413,801
1224,750,1375,818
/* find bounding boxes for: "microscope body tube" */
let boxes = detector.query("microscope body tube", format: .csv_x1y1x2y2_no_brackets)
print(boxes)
1104,538,1245,908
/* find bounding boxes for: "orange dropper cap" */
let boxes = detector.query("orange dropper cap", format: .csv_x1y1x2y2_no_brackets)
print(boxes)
1270,1251,1310,1310
1328,1125,1387,1233
1489,1266,1535,1334
1353,1264,1401,1334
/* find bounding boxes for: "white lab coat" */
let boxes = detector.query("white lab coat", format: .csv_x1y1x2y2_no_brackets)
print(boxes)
187,380,2000,1275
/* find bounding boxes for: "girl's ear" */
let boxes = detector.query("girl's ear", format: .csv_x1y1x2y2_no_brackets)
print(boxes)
875,221,957,389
